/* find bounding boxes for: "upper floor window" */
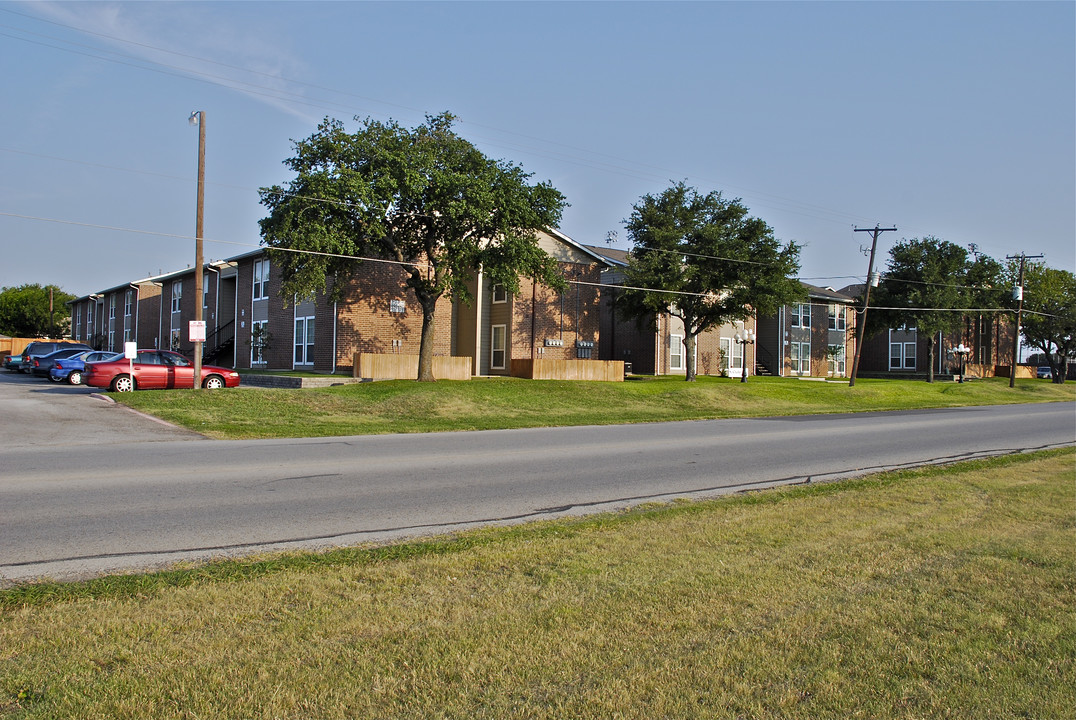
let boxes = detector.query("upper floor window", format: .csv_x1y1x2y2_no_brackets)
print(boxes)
828,304,845,331
203,282,210,308
171,281,182,313
791,303,811,328
253,259,270,301
491,283,507,303
108,296,116,320
124,290,133,318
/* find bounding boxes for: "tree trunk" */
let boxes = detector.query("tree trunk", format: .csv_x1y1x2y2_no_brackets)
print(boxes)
417,298,438,382
685,332,696,382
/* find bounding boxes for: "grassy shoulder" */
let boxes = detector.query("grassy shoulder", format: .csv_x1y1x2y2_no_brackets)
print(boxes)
109,374,1076,439
2,449,1073,718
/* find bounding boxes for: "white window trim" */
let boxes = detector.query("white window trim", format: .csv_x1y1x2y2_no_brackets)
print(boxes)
491,324,507,370
251,320,268,366
253,259,270,301
171,281,182,313
491,283,507,304
293,314,315,367
669,333,684,372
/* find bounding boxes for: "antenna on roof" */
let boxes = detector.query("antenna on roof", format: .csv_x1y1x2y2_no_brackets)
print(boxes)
606,230,618,246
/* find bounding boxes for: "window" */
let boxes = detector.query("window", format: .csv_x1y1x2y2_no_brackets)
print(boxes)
253,259,270,300
791,342,811,375
108,296,116,320
203,282,210,308
124,290,133,318
669,334,684,371
170,328,181,352
828,304,845,331
171,281,182,313
294,316,314,366
491,325,506,370
75,312,81,340
890,342,917,371
491,283,507,303
791,303,811,328
829,346,846,376
108,327,114,351
123,328,131,344
250,320,267,365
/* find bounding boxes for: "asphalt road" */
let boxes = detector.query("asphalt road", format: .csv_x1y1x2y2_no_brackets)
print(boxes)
1,371,1073,584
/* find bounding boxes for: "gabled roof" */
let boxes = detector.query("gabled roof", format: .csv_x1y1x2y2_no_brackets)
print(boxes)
580,244,630,267
800,282,856,304
543,230,612,267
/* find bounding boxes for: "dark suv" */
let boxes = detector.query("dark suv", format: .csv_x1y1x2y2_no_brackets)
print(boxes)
17,341,92,373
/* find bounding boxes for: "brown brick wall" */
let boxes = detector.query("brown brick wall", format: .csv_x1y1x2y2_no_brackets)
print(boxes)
334,262,454,374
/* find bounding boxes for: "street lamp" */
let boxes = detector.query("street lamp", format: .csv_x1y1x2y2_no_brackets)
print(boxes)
734,329,756,383
954,343,971,383
189,111,205,389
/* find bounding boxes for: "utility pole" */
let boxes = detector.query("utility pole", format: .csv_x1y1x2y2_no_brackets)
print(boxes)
1005,252,1043,388
190,111,206,389
848,225,898,387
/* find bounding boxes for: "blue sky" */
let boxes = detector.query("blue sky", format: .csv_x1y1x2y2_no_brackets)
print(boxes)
1,1,1073,297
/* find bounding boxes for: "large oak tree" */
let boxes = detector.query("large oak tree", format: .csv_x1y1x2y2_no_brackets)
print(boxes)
259,113,567,381
617,183,804,381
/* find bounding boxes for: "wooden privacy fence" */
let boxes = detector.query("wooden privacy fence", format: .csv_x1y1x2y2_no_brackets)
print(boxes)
0,337,44,356
354,353,472,381
511,359,625,382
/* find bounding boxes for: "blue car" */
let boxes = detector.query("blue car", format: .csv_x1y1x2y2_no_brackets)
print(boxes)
49,350,120,385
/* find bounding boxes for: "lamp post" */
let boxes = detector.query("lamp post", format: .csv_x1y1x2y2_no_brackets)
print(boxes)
954,343,971,383
189,110,205,389
734,329,756,383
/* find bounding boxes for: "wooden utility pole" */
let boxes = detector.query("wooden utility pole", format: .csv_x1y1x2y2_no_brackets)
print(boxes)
1005,252,1043,387
191,111,206,389
848,225,897,387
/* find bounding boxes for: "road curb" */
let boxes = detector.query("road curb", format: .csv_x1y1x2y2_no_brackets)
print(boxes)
90,393,115,404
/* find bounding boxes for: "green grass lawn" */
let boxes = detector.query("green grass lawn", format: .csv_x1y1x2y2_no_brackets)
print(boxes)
2,449,1073,719
110,375,1076,439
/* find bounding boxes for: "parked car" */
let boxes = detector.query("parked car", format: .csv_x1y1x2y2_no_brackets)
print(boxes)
1037,366,1052,379
82,349,241,391
29,347,98,379
49,350,121,385
19,341,92,373
3,354,19,371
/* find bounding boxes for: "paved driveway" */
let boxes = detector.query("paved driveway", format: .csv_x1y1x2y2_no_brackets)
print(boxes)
0,370,204,449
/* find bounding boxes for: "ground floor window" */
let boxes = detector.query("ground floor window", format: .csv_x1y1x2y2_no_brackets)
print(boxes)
828,346,846,376
251,320,268,365
294,316,314,366
170,328,181,352
669,334,683,371
790,342,811,375
491,324,506,370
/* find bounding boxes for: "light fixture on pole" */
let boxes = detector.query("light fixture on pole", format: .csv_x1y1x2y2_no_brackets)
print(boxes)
734,328,756,383
189,111,205,389
954,343,971,383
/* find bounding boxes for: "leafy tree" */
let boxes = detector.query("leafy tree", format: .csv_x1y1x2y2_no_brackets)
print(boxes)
259,113,567,381
869,237,977,383
0,284,75,338
1013,262,1076,384
617,182,804,381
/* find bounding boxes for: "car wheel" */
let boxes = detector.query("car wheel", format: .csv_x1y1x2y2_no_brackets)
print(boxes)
48,374,62,382
111,374,135,392
203,375,225,389
68,370,82,385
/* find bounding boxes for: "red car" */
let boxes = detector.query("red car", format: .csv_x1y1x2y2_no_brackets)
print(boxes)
83,350,241,391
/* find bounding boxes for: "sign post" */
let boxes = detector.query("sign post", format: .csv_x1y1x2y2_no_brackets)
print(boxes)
124,341,137,389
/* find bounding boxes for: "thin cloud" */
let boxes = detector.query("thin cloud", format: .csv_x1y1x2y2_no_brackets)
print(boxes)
16,1,318,123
